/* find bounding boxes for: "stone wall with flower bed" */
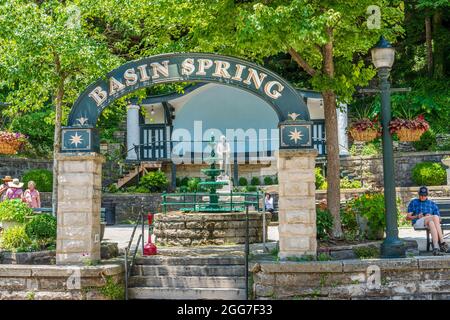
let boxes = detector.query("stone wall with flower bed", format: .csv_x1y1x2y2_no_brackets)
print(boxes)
0,263,124,300
250,256,450,300
338,151,450,187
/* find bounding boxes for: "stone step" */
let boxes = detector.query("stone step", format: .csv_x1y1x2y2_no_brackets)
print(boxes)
134,255,245,265
132,265,245,277
129,276,246,288
128,287,246,300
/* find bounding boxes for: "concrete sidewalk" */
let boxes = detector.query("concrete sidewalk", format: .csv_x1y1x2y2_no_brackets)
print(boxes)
104,224,430,252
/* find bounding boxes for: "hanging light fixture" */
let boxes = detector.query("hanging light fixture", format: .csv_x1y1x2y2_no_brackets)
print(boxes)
150,105,155,115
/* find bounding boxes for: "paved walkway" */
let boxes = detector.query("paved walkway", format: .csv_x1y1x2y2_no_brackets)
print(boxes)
104,224,430,252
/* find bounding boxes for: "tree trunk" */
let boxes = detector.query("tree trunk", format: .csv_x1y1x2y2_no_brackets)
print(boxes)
322,27,343,238
425,14,433,77
432,9,444,79
52,52,64,217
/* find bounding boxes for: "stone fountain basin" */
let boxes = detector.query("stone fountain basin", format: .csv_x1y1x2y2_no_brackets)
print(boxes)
153,211,271,246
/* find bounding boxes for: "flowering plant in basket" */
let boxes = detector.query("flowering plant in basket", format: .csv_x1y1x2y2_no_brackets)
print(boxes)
389,110,430,142
0,131,28,154
348,105,381,142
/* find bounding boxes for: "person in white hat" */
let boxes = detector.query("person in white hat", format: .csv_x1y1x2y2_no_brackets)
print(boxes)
5,178,24,200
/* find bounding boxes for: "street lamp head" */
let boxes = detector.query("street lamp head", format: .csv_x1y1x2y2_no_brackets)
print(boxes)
371,36,395,69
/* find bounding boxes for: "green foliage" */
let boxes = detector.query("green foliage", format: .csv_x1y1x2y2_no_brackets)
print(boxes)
9,110,54,157
340,177,362,189
239,177,248,186
316,208,333,240
317,252,333,261
413,130,437,151
180,177,189,187
106,184,119,193
250,177,260,186
125,186,151,193
244,185,258,192
22,169,53,192
187,177,202,192
349,142,380,156
340,208,359,239
263,176,274,185
0,199,33,223
315,168,326,189
345,193,386,240
412,162,447,186
0,225,32,252
25,214,57,247
139,170,169,192
353,246,380,259
99,276,125,300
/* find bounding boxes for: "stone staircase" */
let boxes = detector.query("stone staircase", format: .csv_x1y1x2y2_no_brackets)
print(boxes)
128,254,247,300
117,161,163,189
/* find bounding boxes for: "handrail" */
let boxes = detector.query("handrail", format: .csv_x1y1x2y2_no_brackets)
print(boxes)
124,211,145,300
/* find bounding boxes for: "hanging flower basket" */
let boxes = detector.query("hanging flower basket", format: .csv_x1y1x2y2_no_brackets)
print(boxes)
396,128,425,142
389,115,429,142
349,128,379,142
348,118,381,142
0,131,27,155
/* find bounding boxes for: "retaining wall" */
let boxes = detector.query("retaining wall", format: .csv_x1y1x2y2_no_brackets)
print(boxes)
251,256,450,300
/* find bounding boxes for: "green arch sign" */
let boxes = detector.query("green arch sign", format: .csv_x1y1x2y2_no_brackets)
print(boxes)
62,53,313,152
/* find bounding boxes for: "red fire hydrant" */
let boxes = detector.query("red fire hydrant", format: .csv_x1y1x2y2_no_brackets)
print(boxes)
143,213,157,255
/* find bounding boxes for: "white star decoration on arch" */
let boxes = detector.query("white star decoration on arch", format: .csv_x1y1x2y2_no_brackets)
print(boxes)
69,132,83,147
288,128,303,143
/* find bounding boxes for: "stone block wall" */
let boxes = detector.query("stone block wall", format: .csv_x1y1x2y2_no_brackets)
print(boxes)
154,212,271,246
0,156,53,179
339,151,450,187
251,256,450,300
0,263,124,300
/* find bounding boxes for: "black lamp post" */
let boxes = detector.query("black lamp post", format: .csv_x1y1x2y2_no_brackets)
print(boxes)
371,36,406,258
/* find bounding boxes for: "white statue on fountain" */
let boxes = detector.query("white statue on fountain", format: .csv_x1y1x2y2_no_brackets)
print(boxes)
216,135,231,179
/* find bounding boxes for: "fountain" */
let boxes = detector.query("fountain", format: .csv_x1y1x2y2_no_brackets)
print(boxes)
153,135,271,246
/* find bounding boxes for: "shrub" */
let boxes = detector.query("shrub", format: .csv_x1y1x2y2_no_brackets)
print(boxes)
413,129,436,151
22,169,53,192
25,214,57,242
250,177,260,186
0,199,33,223
263,176,274,185
274,175,278,184
340,177,362,189
345,193,386,240
187,177,202,192
315,167,326,189
0,225,32,252
412,162,446,186
125,186,151,193
139,170,169,192
349,142,380,156
316,208,333,240
244,185,258,192
180,177,189,187
353,245,380,259
238,177,248,186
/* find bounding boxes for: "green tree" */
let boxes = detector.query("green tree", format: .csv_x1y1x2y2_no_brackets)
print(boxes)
0,0,120,213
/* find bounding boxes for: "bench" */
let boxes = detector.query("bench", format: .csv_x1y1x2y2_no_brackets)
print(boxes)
412,198,450,251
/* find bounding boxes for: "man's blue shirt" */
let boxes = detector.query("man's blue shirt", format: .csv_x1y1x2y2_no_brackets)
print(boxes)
407,198,440,225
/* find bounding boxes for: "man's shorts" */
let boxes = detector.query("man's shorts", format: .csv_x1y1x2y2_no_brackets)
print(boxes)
414,217,426,229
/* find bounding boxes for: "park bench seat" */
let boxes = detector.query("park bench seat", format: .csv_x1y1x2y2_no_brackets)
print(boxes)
413,198,450,251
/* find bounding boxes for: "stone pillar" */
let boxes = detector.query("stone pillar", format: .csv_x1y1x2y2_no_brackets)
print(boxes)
337,102,349,156
56,153,105,265
127,104,140,160
277,149,318,259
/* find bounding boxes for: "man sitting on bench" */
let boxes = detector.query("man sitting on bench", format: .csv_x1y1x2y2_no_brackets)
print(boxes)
406,186,449,255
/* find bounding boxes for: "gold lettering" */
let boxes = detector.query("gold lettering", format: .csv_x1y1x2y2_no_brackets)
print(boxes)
124,68,138,86
212,60,231,78
181,58,195,75
196,59,213,76
264,81,284,99
137,64,151,82
88,86,107,106
231,64,246,81
150,61,170,79
109,77,126,95
243,68,267,89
